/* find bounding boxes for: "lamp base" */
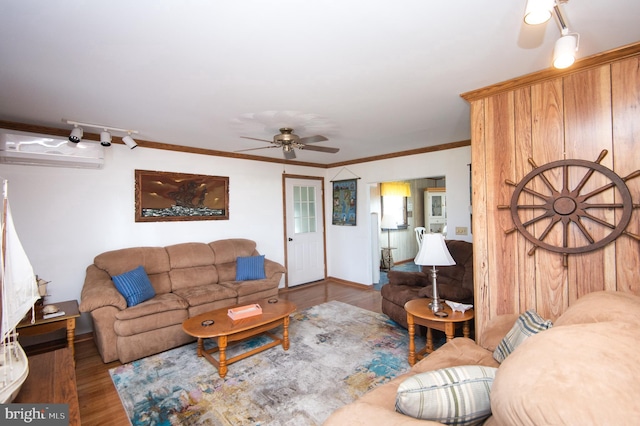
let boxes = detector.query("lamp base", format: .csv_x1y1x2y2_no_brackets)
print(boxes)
428,298,444,313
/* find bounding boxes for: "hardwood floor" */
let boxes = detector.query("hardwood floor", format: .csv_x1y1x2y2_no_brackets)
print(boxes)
75,280,382,425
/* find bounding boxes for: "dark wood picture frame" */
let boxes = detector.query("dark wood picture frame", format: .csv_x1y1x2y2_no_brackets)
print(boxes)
135,170,229,222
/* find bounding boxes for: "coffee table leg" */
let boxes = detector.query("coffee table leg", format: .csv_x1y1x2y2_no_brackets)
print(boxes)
197,338,204,357
407,313,416,366
218,335,228,378
463,320,470,338
283,316,290,350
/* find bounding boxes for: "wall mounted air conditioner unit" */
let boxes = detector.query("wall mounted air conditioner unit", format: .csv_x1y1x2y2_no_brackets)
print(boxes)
0,130,104,169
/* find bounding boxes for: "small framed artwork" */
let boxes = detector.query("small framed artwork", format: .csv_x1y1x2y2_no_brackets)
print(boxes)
332,179,357,226
135,170,229,222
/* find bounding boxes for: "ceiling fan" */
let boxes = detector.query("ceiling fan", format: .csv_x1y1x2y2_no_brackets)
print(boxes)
237,127,339,160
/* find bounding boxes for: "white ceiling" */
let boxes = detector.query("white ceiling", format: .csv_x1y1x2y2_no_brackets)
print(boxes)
1,1,639,165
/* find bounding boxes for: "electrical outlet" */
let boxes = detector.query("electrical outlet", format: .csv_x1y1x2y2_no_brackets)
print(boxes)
455,227,468,235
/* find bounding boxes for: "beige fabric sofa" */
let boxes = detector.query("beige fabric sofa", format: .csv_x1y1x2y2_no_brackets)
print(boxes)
324,290,640,425
79,239,285,363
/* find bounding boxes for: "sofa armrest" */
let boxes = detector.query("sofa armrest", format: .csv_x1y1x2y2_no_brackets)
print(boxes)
79,264,127,313
387,270,429,287
264,258,286,279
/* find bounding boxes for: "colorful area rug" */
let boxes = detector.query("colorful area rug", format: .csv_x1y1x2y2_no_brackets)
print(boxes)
110,300,423,425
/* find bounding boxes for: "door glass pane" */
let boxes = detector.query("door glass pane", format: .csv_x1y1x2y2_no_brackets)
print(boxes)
294,185,317,234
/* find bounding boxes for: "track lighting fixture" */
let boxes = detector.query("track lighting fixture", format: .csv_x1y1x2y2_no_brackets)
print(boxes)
69,125,83,143
63,119,139,149
553,30,579,69
122,134,138,149
523,0,579,69
100,130,112,147
524,0,554,25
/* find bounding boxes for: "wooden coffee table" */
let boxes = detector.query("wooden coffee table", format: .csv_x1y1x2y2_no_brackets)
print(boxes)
182,299,296,378
405,298,474,366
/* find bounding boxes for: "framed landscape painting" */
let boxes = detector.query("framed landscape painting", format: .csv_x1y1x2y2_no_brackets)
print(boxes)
332,179,357,226
135,170,229,222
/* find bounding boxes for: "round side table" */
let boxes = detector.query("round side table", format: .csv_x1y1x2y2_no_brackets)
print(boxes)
404,298,474,366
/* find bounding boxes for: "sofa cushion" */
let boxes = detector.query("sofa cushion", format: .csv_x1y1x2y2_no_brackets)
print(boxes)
493,310,552,363
396,365,497,425
115,293,189,321
173,283,237,307
209,238,258,264
491,321,640,425
554,290,640,327
165,242,216,269
95,246,170,276
169,265,219,291
236,255,267,280
114,307,189,337
220,278,277,298
112,266,156,307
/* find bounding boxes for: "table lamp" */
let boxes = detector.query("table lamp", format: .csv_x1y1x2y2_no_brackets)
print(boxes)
414,233,456,314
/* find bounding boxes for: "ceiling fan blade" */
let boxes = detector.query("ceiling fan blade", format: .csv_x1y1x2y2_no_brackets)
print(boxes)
284,149,296,160
240,136,274,144
299,135,329,144
300,144,339,153
234,146,280,153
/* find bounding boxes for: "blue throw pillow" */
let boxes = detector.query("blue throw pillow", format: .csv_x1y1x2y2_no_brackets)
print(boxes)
112,265,156,307
236,255,266,280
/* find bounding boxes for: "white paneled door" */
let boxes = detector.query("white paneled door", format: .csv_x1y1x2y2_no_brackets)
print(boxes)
284,177,325,287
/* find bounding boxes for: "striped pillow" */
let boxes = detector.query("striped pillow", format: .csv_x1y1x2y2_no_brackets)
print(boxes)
112,265,156,307
493,310,553,363
396,365,497,425
236,255,266,280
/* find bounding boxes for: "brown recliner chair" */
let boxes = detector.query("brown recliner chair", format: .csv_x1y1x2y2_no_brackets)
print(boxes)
381,239,473,330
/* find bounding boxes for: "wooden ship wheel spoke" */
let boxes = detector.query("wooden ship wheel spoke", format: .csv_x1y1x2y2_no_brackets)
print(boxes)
499,150,640,265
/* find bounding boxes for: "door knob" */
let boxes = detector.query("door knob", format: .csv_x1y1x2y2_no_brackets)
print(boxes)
288,238,293,241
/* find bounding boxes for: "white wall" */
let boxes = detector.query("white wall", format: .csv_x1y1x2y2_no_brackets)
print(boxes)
325,146,472,286
1,142,470,335
1,143,322,334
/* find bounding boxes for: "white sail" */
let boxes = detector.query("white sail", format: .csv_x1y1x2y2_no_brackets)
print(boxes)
1,178,39,403
2,201,39,340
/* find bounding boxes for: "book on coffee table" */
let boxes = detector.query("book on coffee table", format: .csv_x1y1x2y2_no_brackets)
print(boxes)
228,304,262,320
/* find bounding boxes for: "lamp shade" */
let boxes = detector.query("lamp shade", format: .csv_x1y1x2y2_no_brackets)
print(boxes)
414,233,455,266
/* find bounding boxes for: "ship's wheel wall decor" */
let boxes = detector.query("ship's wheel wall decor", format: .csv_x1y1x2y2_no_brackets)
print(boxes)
498,149,640,266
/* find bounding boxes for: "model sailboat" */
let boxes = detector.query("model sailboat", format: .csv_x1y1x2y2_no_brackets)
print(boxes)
0,177,39,403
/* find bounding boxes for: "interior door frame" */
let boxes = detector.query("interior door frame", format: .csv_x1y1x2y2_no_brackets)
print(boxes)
282,174,327,289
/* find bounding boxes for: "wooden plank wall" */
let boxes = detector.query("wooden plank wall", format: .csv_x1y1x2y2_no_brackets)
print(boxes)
467,51,640,338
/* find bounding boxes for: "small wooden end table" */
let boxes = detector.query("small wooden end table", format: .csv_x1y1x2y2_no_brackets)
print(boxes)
405,298,474,366
17,300,80,362
182,299,296,378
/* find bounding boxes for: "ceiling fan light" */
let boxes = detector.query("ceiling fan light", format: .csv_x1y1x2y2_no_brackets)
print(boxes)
553,33,578,69
524,0,554,25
